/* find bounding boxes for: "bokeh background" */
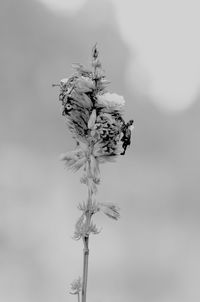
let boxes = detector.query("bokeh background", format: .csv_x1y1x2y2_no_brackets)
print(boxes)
1,0,200,301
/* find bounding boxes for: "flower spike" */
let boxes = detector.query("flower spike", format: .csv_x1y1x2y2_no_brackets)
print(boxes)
55,45,134,302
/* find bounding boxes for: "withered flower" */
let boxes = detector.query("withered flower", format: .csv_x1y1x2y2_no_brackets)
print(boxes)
57,46,133,185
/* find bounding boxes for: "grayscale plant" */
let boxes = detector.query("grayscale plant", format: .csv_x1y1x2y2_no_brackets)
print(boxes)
54,45,134,302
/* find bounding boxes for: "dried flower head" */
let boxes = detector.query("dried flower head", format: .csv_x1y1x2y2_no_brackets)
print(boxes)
70,277,82,295
55,45,134,185
73,213,100,240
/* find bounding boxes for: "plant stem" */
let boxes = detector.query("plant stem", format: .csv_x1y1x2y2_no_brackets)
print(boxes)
82,50,98,301
82,177,93,302
82,236,89,302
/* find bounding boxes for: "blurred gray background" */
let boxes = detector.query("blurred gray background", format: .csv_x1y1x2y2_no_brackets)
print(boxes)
1,0,200,301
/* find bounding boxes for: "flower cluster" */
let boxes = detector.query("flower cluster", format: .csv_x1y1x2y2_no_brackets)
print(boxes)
73,200,120,240
58,46,133,186
70,277,82,295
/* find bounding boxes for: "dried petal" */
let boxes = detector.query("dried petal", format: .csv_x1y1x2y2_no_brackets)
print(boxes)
73,214,85,240
97,92,125,109
60,149,87,172
70,277,82,295
75,77,94,93
97,155,117,164
88,109,97,129
98,202,120,220
88,221,101,235
72,63,92,77
77,201,87,212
